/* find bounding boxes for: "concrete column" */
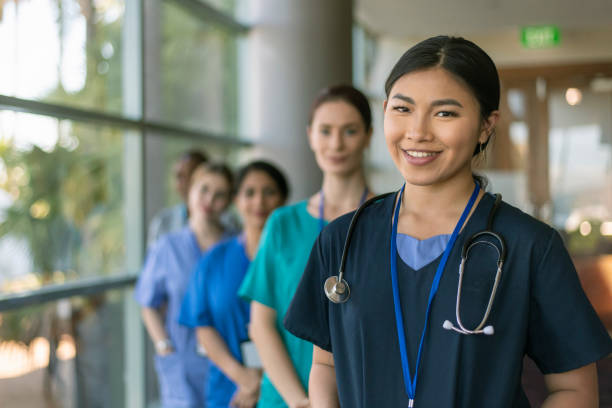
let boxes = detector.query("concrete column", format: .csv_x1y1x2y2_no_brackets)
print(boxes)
526,78,551,220
244,0,353,201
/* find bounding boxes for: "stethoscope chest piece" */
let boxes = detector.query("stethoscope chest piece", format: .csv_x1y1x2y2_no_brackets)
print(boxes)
324,275,350,303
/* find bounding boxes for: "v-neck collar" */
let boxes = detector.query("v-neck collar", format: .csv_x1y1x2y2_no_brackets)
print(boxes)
383,190,494,273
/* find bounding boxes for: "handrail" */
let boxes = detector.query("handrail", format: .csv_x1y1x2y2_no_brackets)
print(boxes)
0,95,253,147
0,274,139,312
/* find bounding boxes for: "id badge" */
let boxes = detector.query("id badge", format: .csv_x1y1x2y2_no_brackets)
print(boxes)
240,340,262,369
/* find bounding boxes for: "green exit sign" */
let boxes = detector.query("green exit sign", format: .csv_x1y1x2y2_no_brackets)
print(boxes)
521,26,561,48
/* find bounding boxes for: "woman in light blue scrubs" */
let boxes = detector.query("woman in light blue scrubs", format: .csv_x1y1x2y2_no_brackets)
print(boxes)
135,162,235,408
179,160,289,408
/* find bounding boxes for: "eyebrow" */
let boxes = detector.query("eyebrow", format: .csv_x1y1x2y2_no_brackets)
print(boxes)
318,122,362,128
391,93,464,108
431,99,463,108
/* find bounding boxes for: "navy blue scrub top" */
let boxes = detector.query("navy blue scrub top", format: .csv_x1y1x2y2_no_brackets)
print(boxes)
284,192,612,408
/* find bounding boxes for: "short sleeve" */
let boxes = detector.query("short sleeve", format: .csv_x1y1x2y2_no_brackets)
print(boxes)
178,256,213,328
238,213,279,308
283,233,332,352
134,240,168,308
527,229,612,374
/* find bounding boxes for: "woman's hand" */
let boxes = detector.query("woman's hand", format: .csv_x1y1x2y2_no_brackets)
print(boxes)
230,367,262,408
155,344,175,356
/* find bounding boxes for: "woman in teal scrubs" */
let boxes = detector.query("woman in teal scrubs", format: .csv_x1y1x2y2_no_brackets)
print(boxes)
238,85,374,408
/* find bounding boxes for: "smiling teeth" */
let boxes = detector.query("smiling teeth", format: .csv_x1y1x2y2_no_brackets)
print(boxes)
406,151,436,158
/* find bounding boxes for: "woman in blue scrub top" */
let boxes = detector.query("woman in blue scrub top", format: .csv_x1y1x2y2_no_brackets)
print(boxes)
284,36,612,407
135,162,235,408
238,85,374,408
179,160,289,408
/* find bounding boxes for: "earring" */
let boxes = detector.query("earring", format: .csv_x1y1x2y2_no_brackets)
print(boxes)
479,142,487,164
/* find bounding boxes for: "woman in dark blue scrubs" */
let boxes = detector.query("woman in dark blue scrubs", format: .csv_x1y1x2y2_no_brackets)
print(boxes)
284,36,612,407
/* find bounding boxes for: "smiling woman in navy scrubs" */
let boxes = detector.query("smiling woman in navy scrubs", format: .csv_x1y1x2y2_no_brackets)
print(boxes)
284,36,612,408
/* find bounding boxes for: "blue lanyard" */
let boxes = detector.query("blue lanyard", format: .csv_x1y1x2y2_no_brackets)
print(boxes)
390,183,480,407
319,187,369,231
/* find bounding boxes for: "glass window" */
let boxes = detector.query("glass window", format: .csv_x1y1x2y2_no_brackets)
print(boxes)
146,1,240,135
0,289,128,407
548,87,612,254
0,111,129,294
0,0,125,115
198,0,239,17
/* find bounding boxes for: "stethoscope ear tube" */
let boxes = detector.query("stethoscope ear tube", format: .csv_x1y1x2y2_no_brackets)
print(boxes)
325,192,395,304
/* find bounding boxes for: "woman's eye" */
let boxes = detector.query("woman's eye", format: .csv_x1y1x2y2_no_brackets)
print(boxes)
320,128,331,136
213,191,228,201
436,111,458,118
263,187,278,197
244,188,255,198
344,128,358,136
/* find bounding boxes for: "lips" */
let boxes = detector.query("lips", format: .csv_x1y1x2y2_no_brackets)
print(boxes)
327,156,348,163
401,149,441,165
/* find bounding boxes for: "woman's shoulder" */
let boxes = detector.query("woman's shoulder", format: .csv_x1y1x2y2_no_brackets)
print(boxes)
197,236,245,274
495,196,555,236
205,235,239,258
147,226,188,256
262,200,313,235
492,195,561,257
269,200,309,221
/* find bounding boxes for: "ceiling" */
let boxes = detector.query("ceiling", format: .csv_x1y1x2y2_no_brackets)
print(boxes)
355,0,612,38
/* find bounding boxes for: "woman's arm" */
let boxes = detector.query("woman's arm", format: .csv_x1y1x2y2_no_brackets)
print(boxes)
542,363,598,408
196,327,261,408
141,307,174,355
250,301,310,408
309,346,339,408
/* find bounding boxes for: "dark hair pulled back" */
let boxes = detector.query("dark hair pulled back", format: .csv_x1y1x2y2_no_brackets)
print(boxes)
385,36,499,120
236,160,290,202
309,84,372,130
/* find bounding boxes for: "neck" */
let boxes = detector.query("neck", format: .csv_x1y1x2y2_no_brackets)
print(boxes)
243,226,262,260
402,171,477,218
189,216,223,250
321,169,367,207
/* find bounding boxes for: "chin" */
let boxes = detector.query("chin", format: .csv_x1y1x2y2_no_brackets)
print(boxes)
321,163,361,177
400,171,443,187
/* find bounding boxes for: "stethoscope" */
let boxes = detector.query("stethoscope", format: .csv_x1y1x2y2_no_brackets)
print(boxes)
324,187,506,336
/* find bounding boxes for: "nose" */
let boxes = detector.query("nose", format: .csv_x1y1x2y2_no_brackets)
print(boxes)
202,191,214,206
330,130,345,150
255,191,266,208
406,112,432,141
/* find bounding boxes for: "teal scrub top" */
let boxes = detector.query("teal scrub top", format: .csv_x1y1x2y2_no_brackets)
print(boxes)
238,201,325,407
